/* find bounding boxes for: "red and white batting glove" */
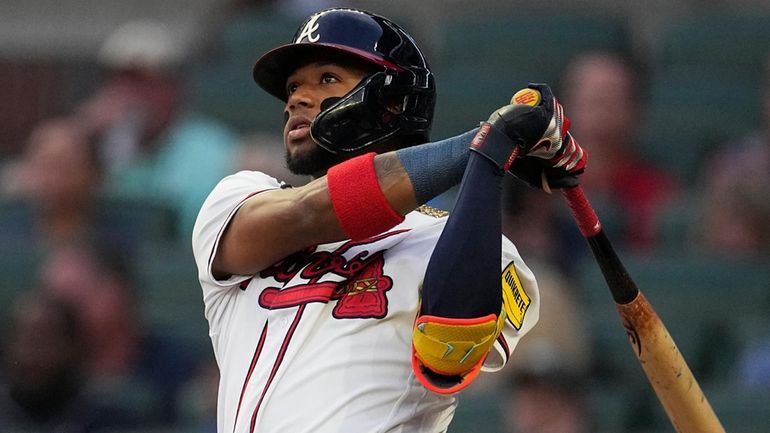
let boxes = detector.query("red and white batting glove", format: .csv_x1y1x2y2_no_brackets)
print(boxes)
508,83,587,191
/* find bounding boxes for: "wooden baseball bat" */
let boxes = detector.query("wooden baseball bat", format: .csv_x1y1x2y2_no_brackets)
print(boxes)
508,87,724,432
562,185,725,433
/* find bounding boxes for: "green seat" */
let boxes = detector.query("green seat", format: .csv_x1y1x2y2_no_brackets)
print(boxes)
217,12,297,61
578,253,770,385
449,390,504,433
0,242,42,331
640,66,760,182
187,12,298,133
97,195,179,243
135,242,209,352
639,13,770,183
699,384,770,433
579,253,770,432
432,14,629,138
189,60,281,133
650,198,700,253
657,14,770,69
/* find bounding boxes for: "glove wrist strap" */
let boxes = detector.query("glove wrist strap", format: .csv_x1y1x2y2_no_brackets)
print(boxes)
469,123,518,172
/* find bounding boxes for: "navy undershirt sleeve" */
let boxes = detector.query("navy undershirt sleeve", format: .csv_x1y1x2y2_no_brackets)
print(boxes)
420,150,504,318
395,129,476,205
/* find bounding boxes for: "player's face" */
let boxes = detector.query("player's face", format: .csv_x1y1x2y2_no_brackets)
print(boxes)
282,61,370,176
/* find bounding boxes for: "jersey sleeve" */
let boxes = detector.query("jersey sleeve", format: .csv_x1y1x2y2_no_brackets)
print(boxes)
482,235,540,372
191,170,282,289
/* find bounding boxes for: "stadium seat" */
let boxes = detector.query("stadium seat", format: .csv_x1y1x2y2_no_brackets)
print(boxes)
449,390,504,433
578,253,770,386
698,383,770,433
431,14,629,138
187,12,298,133
134,241,209,353
97,195,179,243
649,197,702,253
656,14,770,69
639,13,770,183
0,241,42,330
578,252,770,432
639,65,760,182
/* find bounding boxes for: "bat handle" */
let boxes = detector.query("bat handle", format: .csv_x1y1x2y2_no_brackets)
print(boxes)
561,186,640,304
561,186,602,238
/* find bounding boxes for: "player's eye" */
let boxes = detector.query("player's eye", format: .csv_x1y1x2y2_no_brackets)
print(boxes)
286,82,298,96
321,73,339,84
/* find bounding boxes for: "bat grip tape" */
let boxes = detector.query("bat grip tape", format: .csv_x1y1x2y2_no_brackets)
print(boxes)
562,186,601,238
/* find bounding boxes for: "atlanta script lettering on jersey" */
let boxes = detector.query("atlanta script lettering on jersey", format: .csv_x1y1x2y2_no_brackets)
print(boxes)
256,230,409,318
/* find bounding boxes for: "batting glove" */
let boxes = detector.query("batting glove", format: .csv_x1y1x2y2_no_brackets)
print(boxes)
508,83,587,191
469,98,550,173
469,83,586,190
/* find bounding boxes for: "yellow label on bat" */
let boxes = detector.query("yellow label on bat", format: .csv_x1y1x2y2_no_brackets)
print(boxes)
502,262,530,330
511,88,541,106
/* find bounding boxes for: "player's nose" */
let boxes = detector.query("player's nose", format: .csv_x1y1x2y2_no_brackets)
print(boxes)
285,85,315,112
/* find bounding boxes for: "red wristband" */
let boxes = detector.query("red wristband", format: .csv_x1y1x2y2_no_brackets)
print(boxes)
327,152,405,240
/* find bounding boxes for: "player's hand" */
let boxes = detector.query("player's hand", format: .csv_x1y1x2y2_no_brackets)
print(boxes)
508,83,587,191
469,95,550,173
469,83,587,190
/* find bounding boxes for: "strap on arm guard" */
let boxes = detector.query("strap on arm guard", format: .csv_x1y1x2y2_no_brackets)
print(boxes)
411,307,506,394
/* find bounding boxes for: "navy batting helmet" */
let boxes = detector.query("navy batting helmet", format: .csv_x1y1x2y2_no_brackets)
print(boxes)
253,8,436,153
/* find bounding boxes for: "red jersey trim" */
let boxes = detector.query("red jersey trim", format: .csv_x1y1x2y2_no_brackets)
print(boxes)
232,322,269,432
249,305,306,432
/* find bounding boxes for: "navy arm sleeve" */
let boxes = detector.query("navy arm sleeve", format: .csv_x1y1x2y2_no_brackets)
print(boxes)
420,151,504,318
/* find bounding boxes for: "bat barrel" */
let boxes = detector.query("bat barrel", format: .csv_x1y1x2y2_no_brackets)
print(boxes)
618,293,726,433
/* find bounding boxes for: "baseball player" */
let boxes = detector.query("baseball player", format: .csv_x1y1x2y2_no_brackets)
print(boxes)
192,8,586,433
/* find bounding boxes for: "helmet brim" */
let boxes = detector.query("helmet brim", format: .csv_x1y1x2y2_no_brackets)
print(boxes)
253,42,403,102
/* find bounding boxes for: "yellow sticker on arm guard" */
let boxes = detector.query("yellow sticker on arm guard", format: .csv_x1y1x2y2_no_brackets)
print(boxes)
502,262,530,330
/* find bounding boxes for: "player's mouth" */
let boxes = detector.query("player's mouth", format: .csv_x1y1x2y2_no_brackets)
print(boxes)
286,116,312,141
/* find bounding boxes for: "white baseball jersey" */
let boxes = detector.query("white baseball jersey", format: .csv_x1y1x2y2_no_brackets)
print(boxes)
192,170,540,433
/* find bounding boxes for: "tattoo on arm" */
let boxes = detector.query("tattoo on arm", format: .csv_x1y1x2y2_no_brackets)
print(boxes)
374,153,419,215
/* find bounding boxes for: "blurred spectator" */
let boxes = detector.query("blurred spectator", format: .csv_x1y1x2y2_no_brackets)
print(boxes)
0,292,124,432
0,116,129,250
693,55,770,256
0,114,179,262
737,337,770,391
561,51,679,252
234,132,310,186
39,239,201,426
77,19,239,240
501,178,586,276
698,55,770,401
502,358,590,433
176,358,220,433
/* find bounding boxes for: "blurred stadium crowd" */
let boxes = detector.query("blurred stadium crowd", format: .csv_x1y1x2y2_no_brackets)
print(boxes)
0,0,769,432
